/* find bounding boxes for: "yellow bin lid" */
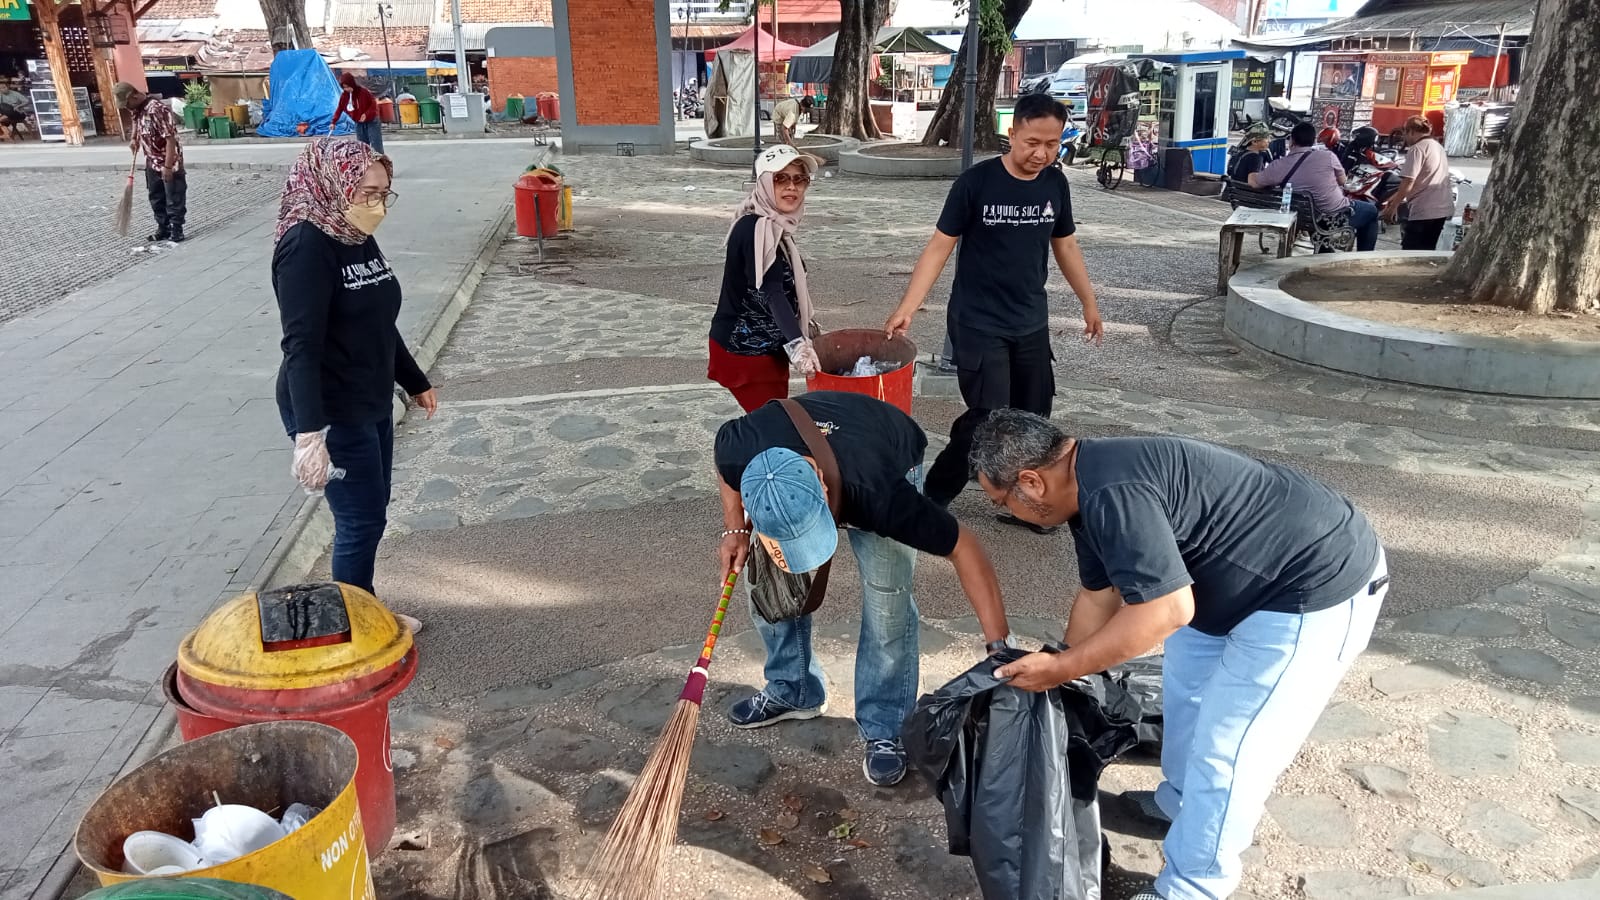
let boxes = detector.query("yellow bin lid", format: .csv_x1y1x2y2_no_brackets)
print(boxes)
178,582,413,692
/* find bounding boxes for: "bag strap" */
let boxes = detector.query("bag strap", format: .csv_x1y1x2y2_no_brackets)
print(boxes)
776,398,841,614
777,399,842,522
1280,148,1312,187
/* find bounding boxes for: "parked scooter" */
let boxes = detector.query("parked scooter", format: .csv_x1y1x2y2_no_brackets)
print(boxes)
1267,96,1311,132
1056,117,1085,169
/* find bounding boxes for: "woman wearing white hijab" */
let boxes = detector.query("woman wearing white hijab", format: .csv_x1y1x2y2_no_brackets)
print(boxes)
708,145,822,411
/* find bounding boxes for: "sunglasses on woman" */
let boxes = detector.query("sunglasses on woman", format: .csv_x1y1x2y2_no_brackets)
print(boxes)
772,172,812,188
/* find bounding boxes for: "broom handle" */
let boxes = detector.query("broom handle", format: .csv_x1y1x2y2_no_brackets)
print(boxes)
678,571,738,707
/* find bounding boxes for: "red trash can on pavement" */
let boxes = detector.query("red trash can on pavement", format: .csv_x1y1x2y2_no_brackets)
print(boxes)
171,582,417,855
515,172,561,238
536,92,560,122
806,329,918,415
378,97,396,124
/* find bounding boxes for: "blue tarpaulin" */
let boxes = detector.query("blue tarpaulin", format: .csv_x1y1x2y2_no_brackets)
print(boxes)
258,49,354,138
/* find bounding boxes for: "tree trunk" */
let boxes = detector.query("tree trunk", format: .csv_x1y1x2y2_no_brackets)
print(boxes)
258,0,312,51
921,0,1031,150
1442,0,1600,314
34,1,84,146
820,0,893,139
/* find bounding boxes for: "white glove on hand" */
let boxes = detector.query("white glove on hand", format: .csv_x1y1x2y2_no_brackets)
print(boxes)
291,429,345,494
784,337,821,377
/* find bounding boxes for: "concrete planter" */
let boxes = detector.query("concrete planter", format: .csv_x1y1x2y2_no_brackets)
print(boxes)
839,143,995,178
1225,252,1600,399
689,135,859,167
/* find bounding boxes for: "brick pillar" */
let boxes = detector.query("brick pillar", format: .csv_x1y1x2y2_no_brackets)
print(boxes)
551,0,673,154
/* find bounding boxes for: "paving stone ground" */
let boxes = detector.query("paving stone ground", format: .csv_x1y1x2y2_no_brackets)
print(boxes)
301,153,1600,899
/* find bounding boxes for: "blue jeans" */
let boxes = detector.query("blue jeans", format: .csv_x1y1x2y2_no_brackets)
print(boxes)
355,118,384,153
281,411,395,594
748,467,923,743
1154,549,1387,900
1347,199,1379,251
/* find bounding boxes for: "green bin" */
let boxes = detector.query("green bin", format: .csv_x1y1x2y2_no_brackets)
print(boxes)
418,98,441,125
207,116,234,139
505,95,524,121
183,105,208,134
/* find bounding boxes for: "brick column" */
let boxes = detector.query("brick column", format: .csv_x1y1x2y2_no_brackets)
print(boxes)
550,0,674,154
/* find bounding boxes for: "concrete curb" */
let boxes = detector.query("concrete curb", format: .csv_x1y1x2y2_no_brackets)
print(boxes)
1226,252,1600,399
839,143,994,178
4,162,292,175
688,135,860,166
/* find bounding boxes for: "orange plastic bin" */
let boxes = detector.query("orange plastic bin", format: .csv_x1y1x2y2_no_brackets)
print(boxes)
378,97,396,124
515,172,561,238
806,329,917,415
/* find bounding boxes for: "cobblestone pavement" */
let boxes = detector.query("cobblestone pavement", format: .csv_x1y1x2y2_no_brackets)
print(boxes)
324,154,1599,899
0,170,285,324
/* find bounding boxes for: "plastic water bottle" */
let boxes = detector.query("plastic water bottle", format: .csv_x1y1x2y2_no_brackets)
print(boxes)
1280,183,1293,213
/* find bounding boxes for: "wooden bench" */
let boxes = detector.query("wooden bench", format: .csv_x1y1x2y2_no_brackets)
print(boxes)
1217,208,1298,294
1223,181,1355,254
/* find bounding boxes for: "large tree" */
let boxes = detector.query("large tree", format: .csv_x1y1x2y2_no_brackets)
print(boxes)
1443,0,1599,314
258,0,312,51
820,0,895,139
921,0,1032,149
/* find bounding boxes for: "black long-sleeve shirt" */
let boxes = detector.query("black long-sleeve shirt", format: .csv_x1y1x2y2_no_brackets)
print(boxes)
709,213,803,358
273,222,430,434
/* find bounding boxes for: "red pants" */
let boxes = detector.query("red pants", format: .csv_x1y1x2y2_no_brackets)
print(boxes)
708,340,789,412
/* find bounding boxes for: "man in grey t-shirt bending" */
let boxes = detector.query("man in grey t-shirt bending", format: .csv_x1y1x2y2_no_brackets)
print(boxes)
969,410,1389,900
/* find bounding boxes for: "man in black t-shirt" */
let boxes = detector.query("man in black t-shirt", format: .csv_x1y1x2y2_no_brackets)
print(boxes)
969,411,1389,900
714,392,1015,787
886,92,1103,517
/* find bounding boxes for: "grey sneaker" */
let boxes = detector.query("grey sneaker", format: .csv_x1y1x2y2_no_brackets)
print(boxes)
1126,789,1172,824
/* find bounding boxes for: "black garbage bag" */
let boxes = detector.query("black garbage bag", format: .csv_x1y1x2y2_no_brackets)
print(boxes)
903,648,1143,900
1078,654,1164,747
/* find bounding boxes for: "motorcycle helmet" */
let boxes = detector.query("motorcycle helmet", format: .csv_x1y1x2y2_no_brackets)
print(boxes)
1317,127,1342,150
1350,126,1380,151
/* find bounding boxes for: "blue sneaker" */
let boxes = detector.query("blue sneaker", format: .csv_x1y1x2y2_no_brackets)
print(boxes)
863,738,907,786
727,690,825,729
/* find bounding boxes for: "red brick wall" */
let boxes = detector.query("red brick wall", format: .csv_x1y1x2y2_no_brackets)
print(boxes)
487,57,560,113
566,0,660,126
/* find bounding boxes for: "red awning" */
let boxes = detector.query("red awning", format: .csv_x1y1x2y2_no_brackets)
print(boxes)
706,25,807,61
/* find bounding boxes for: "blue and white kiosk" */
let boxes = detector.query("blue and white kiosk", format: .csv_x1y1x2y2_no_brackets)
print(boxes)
1144,49,1243,178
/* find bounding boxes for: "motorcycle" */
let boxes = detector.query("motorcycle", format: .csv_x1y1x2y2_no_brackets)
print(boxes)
1056,118,1085,169
1345,156,1404,209
1267,96,1311,132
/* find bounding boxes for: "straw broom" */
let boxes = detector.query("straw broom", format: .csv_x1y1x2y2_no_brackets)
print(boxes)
579,571,739,900
112,154,137,237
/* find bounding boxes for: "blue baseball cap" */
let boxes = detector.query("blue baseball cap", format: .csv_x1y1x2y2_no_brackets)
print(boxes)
740,448,836,574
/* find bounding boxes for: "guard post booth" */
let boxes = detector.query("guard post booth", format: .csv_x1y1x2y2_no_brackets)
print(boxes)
1143,50,1237,188
1366,50,1469,138
1309,52,1374,134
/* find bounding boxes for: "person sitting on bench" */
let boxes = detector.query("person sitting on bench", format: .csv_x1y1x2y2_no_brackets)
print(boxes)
1250,122,1378,252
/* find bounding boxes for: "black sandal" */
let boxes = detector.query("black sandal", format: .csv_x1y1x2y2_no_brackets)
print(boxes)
996,514,1058,535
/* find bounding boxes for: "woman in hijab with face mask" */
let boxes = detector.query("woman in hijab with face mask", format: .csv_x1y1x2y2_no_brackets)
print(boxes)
708,144,822,412
273,139,435,630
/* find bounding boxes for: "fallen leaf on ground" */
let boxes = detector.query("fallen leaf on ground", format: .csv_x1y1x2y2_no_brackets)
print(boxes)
838,807,860,822
782,793,806,812
777,812,799,829
434,737,455,750
758,828,785,847
829,822,855,840
805,866,832,883
849,838,872,849
704,809,725,821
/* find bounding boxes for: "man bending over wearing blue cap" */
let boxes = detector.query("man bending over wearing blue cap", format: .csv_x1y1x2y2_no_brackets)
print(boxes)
714,391,1014,786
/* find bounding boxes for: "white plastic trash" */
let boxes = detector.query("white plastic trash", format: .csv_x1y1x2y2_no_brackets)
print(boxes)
191,804,287,864
120,831,205,875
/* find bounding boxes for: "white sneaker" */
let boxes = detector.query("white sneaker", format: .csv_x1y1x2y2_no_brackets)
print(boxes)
395,613,424,636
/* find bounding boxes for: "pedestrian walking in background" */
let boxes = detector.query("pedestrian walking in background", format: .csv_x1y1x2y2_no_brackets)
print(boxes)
885,92,1103,522
273,139,433,633
708,144,822,412
1381,115,1454,250
333,73,383,152
113,82,187,242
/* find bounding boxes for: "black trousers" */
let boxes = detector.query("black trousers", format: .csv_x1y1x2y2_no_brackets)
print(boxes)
145,169,188,234
924,326,1055,505
1401,217,1447,250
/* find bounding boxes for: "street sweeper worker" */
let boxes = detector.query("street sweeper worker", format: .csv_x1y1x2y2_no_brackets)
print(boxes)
968,410,1390,900
113,81,186,243
714,391,1014,787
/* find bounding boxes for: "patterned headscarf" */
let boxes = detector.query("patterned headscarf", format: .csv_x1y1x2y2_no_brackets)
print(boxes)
726,172,813,335
274,138,393,245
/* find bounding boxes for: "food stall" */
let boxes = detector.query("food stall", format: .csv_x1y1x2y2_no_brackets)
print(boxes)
1365,50,1469,137
1308,52,1373,134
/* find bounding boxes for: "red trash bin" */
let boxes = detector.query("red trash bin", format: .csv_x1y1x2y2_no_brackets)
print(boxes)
536,92,560,121
514,172,561,238
378,97,396,124
171,582,417,855
806,329,918,415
